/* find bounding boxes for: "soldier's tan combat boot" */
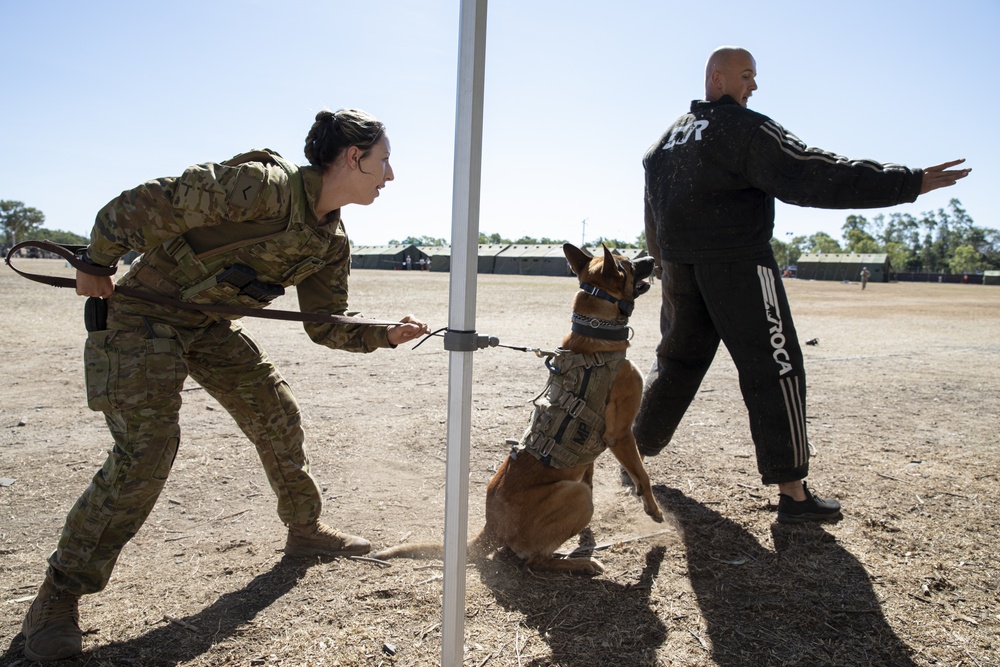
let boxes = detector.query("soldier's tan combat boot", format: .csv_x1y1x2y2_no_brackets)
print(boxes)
22,577,82,662
285,521,371,557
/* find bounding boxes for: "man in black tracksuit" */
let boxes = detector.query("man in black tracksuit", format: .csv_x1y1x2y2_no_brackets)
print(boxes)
633,46,970,523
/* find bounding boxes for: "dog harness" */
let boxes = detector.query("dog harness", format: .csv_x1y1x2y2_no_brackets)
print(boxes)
511,348,628,469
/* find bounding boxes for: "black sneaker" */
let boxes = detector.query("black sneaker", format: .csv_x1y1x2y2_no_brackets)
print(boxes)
776,482,842,524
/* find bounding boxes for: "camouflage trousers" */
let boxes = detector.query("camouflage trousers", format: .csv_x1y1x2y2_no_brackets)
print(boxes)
48,295,322,595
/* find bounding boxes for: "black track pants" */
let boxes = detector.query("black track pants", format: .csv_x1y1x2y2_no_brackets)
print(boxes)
632,256,809,484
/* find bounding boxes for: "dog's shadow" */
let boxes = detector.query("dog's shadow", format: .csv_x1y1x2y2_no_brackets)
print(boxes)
476,534,668,667
1,557,313,667
655,485,918,666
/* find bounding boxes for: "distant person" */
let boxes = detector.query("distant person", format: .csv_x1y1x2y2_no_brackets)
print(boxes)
635,46,970,524
20,108,430,662
860,266,871,290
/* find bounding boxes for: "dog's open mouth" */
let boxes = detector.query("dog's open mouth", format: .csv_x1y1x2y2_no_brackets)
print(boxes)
634,279,651,297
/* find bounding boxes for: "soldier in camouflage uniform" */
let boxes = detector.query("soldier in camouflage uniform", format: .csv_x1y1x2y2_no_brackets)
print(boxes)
21,109,429,662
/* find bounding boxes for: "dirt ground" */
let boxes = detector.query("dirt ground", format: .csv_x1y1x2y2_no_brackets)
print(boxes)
1,258,998,667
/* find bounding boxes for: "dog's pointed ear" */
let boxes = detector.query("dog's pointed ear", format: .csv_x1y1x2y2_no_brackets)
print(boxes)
601,244,620,283
563,243,591,277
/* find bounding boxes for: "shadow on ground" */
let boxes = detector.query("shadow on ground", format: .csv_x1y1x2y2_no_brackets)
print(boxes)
477,538,667,667
2,557,312,667
655,485,917,667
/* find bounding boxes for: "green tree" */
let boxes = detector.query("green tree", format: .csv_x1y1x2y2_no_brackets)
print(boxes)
420,235,446,246
807,231,842,254
37,228,88,245
479,232,510,244
974,228,1000,269
841,214,870,238
949,245,984,275
770,238,790,268
882,241,912,277
591,236,638,249
1,200,46,246
788,235,807,265
843,228,881,254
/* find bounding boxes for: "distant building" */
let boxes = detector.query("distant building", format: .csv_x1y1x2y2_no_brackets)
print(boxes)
351,245,428,270
493,244,573,277
348,243,646,277
796,253,890,283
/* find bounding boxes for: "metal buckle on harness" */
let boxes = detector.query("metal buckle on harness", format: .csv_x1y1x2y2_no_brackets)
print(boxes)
557,392,587,418
525,432,557,457
537,437,557,457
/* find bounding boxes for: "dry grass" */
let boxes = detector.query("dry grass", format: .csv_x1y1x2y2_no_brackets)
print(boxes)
1,259,998,666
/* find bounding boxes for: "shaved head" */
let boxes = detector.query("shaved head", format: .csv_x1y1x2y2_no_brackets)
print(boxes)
705,46,758,106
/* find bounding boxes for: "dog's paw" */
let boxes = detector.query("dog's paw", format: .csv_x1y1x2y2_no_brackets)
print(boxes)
646,504,665,523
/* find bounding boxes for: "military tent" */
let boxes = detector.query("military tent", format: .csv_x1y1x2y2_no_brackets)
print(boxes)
493,244,572,276
351,244,428,270
476,244,509,273
585,246,648,261
796,252,890,282
420,245,452,272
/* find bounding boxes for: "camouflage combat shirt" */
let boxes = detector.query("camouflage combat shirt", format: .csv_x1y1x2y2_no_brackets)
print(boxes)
87,149,391,353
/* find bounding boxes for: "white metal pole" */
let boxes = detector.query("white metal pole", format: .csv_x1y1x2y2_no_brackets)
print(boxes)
442,0,487,665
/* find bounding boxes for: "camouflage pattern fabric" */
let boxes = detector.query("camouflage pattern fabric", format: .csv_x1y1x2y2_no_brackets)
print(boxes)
47,150,388,595
51,297,323,595
92,149,390,353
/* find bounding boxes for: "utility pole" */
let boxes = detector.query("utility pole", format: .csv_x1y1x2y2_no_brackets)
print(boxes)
581,218,588,248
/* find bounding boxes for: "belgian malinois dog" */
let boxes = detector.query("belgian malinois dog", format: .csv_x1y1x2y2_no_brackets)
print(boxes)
374,244,663,575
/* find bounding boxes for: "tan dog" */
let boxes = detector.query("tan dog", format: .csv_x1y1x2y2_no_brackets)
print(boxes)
374,244,663,575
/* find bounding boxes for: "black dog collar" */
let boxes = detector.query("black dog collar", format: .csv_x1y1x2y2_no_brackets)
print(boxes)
578,282,634,317
570,313,631,341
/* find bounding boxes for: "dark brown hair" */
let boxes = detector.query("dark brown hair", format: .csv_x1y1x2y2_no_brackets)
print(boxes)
303,109,385,170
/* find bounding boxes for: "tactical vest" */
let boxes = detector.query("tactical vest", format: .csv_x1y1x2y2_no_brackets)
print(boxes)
512,348,627,469
126,150,332,318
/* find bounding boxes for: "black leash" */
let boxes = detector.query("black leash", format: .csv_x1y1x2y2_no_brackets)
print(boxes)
5,240,403,327
412,326,559,359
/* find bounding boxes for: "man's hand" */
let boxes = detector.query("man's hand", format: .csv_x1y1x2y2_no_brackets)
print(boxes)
387,315,430,346
920,159,971,195
75,270,115,298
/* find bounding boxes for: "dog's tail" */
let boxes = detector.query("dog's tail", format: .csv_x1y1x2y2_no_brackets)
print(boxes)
373,529,493,561
372,542,444,560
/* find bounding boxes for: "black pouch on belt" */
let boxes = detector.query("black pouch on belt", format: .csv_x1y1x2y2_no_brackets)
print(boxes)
84,297,108,332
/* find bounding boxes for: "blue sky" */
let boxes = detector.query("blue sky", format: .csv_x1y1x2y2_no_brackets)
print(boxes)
2,0,995,248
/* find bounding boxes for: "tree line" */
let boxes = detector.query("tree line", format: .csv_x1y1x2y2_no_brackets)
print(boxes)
393,233,642,248
5,197,996,275
771,199,999,275
0,201,88,248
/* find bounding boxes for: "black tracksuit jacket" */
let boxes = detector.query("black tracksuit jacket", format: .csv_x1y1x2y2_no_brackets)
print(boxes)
634,96,923,484
643,95,924,263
